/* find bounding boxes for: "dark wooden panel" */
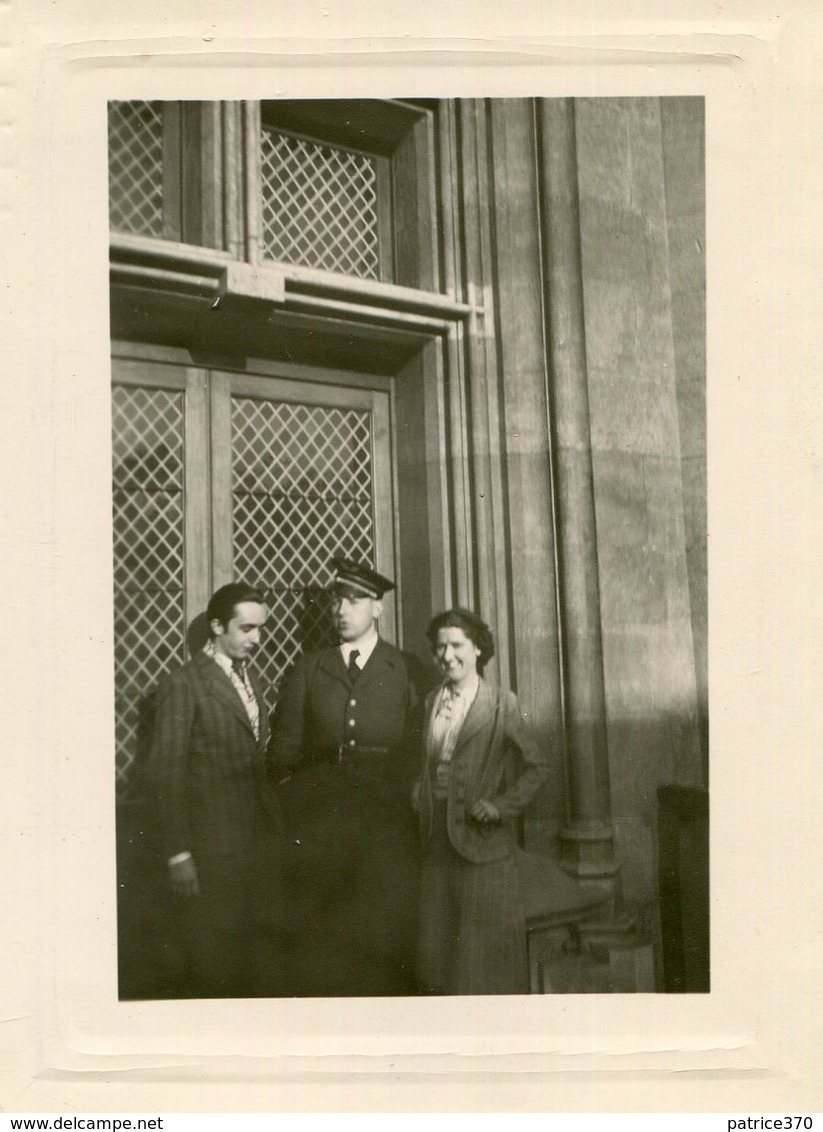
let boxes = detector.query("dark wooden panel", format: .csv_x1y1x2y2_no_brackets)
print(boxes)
657,784,710,992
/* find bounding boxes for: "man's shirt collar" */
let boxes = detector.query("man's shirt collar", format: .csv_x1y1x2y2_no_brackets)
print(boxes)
339,626,379,667
203,638,238,677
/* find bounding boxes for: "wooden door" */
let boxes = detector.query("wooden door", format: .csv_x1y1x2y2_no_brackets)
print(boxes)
111,348,396,795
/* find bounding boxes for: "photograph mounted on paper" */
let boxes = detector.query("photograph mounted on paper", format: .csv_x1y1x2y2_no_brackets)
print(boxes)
109,96,707,1001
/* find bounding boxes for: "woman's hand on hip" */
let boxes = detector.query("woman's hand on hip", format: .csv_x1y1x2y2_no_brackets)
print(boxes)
469,799,501,824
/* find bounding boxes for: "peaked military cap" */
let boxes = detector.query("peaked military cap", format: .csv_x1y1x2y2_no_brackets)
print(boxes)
330,556,395,599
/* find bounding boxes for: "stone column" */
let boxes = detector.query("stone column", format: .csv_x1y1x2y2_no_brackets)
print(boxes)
485,98,567,838
536,99,617,878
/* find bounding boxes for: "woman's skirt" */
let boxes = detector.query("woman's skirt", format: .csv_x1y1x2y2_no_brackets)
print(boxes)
417,798,529,995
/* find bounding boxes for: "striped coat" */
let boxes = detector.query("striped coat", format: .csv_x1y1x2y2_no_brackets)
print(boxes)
416,677,548,995
148,649,275,863
146,649,280,996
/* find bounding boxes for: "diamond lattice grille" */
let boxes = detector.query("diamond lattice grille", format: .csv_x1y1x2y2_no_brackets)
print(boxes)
112,385,186,794
109,101,165,237
231,395,376,692
261,128,380,279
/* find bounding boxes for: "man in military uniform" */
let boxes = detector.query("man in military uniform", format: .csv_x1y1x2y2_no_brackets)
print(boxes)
269,557,421,996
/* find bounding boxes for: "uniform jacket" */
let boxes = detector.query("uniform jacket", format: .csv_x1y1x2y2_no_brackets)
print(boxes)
417,677,548,863
147,650,273,862
268,637,416,771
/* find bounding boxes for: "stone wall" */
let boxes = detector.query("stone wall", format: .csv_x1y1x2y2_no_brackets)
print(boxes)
574,97,705,904
483,97,707,908
660,97,708,781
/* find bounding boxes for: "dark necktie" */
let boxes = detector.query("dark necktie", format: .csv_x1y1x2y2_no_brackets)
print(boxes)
347,649,361,684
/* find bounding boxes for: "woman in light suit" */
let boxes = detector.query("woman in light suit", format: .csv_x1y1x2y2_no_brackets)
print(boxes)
411,608,549,995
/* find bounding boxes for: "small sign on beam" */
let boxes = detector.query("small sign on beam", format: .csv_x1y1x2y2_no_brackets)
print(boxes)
218,262,286,305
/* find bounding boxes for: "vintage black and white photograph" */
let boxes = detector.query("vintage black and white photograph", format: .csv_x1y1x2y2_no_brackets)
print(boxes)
109,96,707,1002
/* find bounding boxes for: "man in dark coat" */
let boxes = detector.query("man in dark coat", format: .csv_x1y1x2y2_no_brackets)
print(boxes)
148,582,280,998
269,557,422,996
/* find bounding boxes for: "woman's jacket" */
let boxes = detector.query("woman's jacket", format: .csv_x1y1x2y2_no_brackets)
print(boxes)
416,677,548,864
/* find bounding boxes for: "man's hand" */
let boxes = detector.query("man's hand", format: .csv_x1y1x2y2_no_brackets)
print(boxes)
469,799,501,824
169,855,199,896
